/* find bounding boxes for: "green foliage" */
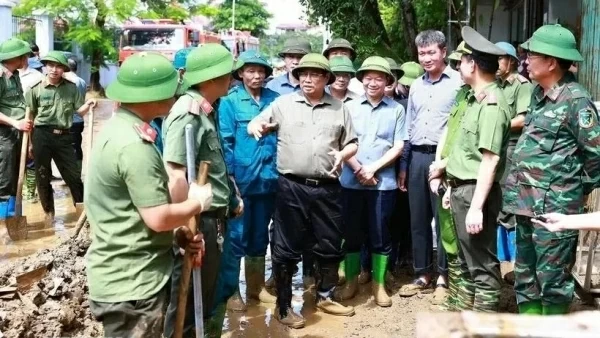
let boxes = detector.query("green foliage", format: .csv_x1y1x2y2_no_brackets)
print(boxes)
260,32,323,60
212,0,273,36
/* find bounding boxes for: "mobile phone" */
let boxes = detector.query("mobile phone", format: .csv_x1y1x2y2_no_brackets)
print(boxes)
534,214,548,222
437,185,447,196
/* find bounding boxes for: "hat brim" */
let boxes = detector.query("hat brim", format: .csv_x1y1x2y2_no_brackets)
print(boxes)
521,39,583,62
41,58,70,72
323,48,357,61
355,67,395,86
0,46,32,62
232,62,273,81
292,65,336,85
106,75,179,103
183,58,234,86
278,50,309,58
448,51,462,61
331,66,356,75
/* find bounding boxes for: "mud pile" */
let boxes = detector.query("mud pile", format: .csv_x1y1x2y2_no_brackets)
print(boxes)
0,229,103,338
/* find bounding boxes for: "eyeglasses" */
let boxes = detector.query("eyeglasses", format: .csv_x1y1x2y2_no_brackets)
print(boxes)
298,71,325,79
526,52,546,60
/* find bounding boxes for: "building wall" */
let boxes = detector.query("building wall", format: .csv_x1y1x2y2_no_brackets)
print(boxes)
475,4,512,42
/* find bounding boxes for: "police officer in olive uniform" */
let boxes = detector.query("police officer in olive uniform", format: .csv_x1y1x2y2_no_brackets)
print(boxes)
0,38,32,218
444,26,510,312
25,51,96,224
503,24,600,316
85,52,210,338
162,44,243,338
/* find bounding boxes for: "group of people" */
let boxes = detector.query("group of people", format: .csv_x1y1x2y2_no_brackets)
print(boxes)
1,20,599,338
0,39,95,225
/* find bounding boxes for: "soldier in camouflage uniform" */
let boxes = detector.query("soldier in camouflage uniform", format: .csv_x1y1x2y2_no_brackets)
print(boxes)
503,24,600,315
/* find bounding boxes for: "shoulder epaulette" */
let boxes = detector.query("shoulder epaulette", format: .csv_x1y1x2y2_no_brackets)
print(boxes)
486,92,498,105
517,74,529,84
30,77,43,88
188,97,213,116
133,123,157,143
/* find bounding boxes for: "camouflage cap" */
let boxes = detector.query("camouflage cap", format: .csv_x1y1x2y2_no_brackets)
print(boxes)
323,38,356,61
398,61,425,87
521,24,583,62
329,56,355,74
291,53,336,85
41,51,70,72
448,41,472,61
278,38,312,57
233,50,272,81
0,38,32,62
356,56,395,86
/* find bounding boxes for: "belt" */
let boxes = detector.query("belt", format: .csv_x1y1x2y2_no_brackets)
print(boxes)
447,178,477,188
412,144,437,154
202,208,227,220
37,126,71,135
283,174,339,187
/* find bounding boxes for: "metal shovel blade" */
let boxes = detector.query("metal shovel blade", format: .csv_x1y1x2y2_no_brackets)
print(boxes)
4,215,28,241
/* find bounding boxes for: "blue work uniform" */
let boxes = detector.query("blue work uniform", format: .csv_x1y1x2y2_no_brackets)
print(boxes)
213,84,279,305
264,73,300,95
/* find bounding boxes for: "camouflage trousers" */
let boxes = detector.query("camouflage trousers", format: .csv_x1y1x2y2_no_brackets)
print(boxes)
514,216,578,306
24,167,37,200
450,183,502,312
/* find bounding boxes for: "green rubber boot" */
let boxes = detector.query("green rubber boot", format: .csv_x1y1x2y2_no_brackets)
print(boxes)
333,252,360,301
518,300,543,315
338,260,346,285
205,303,227,338
372,254,392,307
543,303,570,315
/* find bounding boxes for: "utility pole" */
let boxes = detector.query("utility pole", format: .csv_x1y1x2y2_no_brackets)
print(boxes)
231,0,236,31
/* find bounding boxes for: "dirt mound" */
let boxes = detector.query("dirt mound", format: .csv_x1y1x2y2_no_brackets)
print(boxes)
0,229,103,338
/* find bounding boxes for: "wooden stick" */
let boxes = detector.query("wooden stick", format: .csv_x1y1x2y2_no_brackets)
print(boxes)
14,108,31,218
71,106,94,240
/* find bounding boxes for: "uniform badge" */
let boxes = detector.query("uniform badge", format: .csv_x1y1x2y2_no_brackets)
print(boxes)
579,107,597,129
133,123,157,143
188,98,214,116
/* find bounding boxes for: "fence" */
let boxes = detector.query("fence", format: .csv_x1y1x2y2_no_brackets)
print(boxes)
11,16,37,41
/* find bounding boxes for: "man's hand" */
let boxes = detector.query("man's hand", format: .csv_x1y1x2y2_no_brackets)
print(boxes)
430,177,442,195
442,187,451,209
397,170,407,192
531,213,568,232
327,149,344,177
247,120,277,140
357,164,376,184
232,196,244,218
13,119,33,132
188,182,213,212
175,226,205,268
465,207,483,234
429,160,445,180
86,98,98,108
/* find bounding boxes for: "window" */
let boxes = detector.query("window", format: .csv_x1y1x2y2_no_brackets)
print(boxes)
122,28,185,50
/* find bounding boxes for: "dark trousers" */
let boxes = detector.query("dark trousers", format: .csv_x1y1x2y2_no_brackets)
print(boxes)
451,183,502,312
342,188,396,255
164,214,226,338
32,127,84,213
272,176,344,295
0,126,21,201
408,150,447,276
391,189,412,268
90,282,170,338
70,121,85,161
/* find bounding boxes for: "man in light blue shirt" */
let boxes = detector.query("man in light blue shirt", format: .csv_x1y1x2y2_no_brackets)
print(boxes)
66,58,88,170
265,38,311,95
336,56,406,308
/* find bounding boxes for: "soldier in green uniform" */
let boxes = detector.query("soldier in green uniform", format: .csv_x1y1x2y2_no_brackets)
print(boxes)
25,51,96,224
85,52,211,338
503,24,600,315
0,38,32,218
444,26,510,312
162,44,243,338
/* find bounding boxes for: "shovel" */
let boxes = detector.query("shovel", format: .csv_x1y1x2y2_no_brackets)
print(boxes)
72,106,95,240
6,108,32,241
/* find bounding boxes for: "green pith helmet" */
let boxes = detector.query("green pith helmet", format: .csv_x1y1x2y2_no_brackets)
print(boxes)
41,51,71,72
355,56,395,86
0,38,32,62
278,38,312,57
106,52,179,103
291,53,336,85
329,56,355,74
233,50,272,81
384,57,404,79
449,41,472,61
323,38,356,61
520,24,583,62
184,43,235,86
398,61,425,87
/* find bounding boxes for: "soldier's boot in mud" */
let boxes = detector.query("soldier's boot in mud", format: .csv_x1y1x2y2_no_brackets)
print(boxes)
357,269,372,284
543,303,569,315
337,260,346,285
518,300,542,315
226,287,247,312
473,289,500,313
245,256,276,304
334,252,360,301
316,260,355,316
205,303,227,338
275,261,306,329
372,254,392,307
440,255,460,311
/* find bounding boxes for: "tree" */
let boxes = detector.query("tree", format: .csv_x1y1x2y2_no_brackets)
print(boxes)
212,0,272,37
260,32,323,61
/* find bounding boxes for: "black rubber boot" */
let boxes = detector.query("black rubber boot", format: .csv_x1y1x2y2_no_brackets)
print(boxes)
274,262,305,328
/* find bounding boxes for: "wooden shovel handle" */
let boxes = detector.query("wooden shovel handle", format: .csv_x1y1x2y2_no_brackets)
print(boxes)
15,108,31,217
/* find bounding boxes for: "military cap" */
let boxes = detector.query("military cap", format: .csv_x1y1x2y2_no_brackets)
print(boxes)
106,52,179,103
398,61,425,87
323,38,356,61
233,50,273,81
448,41,472,61
329,56,355,74
520,24,583,62
461,26,505,57
0,38,32,62
184,43,235,86
355,56,395,86
495,42,517,60
173,47,194,70
291,53,336,85
41,51,71,72
384,57,404,79
278,38,312,57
